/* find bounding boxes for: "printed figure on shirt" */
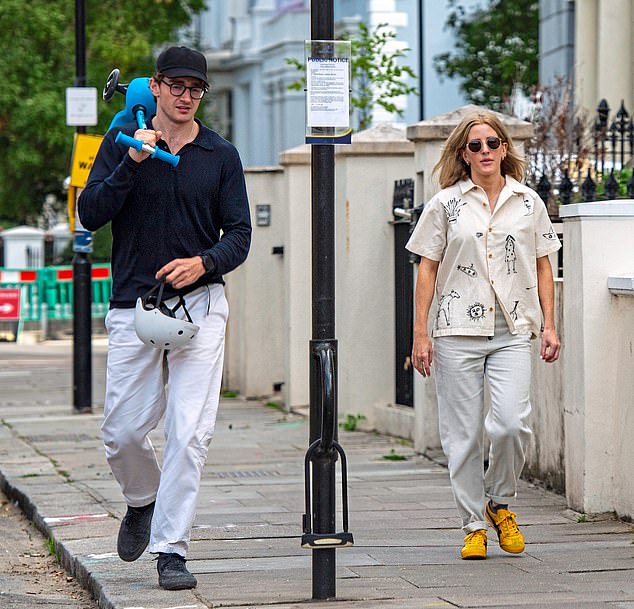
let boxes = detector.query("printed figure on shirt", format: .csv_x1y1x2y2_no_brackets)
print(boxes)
504,234,517,275
523,197,534,216
437,289,461,327
543,227,558,241
509,300,520,321
406,110,561,561
443,197,467,223
466,302,487,322
457,263,478,278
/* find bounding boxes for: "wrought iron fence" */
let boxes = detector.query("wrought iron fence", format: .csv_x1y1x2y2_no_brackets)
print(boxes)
526,99,634,212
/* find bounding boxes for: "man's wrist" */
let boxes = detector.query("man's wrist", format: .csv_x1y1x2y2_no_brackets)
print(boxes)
200,253,215,273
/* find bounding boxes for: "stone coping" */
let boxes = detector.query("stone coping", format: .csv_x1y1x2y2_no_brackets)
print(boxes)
559,200,634,218
607,275,634,295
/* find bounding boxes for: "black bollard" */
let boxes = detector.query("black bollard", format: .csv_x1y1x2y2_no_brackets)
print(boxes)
72,252,92,413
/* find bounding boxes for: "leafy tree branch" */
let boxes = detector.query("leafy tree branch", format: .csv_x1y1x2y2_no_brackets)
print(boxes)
433,0,538,111
0,0,205,223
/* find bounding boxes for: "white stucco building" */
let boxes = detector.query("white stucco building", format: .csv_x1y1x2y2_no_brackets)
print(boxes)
188,0,485,167
539,0,633,116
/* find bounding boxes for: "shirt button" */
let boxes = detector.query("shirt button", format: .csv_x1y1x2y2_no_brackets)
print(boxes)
488,254,493,258
488,227,493,232
491,280,495,285
489,307,493,312
482,203,487,207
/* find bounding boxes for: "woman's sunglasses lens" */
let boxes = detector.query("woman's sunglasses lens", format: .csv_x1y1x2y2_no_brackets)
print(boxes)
467,137,501,153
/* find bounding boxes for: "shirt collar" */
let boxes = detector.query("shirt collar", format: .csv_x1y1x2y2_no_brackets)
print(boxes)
147,117,216,151
191,119,217,151
458,175,530,195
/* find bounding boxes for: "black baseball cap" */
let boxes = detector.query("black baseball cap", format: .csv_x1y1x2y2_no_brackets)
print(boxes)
156,46,209,86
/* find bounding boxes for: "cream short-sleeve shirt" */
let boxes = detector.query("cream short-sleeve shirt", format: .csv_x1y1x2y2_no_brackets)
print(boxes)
406,176,561,338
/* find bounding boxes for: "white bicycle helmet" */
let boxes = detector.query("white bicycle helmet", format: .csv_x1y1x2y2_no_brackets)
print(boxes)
134,280,199,349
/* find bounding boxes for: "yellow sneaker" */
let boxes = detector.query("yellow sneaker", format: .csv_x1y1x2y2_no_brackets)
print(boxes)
461,529,487,560
485,502,525,554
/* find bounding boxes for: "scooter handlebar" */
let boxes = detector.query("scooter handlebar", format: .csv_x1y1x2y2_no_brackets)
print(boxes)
115,132,180,168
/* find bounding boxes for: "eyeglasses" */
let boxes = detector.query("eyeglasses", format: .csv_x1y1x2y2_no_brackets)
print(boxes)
466,136,502,153
162,80,206,100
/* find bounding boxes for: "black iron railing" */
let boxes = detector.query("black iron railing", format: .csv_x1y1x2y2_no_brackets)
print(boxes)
527,99,634,210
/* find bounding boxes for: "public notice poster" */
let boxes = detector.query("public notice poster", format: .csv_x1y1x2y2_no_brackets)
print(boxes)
307,57,350,128
304,40,352,144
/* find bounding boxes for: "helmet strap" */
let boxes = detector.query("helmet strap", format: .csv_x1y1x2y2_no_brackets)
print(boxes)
141,279,194,323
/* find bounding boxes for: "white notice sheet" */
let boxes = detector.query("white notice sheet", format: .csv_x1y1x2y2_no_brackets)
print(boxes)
307,58,350,128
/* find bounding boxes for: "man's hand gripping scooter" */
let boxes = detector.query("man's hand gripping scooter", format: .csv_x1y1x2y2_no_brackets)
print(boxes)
103,68,180,167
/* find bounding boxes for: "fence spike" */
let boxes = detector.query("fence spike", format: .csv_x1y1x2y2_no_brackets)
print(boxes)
581,169,596,202
604,169,619,200
559,170,574,205
536,174,551,204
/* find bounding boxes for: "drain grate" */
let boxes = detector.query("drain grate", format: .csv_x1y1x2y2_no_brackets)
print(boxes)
212,469,281,479
23,433,98,443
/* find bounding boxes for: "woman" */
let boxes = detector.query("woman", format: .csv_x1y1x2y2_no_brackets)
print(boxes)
406,111,561,560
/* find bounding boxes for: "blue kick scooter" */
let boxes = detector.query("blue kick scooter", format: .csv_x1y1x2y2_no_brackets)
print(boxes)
103,68,180,167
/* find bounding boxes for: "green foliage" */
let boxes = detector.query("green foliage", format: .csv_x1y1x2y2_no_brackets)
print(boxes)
46,536,59,559
221,390,238,398
382,448,408,461
339,413,366,432
433,0,538,110
286,22,417,131
0,0,205,223
596,168,634,198
265,400,285,412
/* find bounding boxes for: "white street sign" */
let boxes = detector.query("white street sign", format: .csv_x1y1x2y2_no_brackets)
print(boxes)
66,87,98,126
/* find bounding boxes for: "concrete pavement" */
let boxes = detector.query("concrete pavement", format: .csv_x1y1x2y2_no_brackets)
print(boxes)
0,339,633,609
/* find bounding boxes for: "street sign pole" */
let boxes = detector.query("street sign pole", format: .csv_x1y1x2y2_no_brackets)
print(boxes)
72,0,93,414
310,0,336,600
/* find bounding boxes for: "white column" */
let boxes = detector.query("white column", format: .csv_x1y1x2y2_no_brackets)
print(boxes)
560,201,634,518
597,0,633,113
575,0,599,114
279,145,312,410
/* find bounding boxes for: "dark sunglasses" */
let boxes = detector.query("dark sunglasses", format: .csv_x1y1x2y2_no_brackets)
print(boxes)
467,136,502,153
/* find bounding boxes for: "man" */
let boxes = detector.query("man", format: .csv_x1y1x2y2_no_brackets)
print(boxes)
78,46,251,590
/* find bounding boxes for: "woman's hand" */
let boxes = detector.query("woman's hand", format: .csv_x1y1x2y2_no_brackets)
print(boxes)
412,333,433,377
540,327,560,362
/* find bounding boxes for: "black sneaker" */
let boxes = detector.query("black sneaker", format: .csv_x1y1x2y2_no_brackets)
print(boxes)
117,501,155,562
157,552,197,590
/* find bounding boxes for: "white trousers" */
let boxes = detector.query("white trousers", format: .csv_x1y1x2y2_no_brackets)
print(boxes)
434,303,532,533
102,284,228,556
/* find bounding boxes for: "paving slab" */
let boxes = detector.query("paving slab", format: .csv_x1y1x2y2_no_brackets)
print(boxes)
1,340,633,608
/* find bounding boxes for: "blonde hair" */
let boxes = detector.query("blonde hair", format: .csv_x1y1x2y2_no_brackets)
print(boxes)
433,111,525,189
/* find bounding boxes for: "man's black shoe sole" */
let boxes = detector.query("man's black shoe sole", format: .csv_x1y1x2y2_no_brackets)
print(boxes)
159,576,198,590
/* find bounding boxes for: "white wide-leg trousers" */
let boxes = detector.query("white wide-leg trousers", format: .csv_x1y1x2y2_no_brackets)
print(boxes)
433,304,532,532
102,284,227,556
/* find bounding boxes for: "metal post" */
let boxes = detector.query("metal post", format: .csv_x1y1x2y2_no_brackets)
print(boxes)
310,0,336,600
72,0,92,414
418,0,424,120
